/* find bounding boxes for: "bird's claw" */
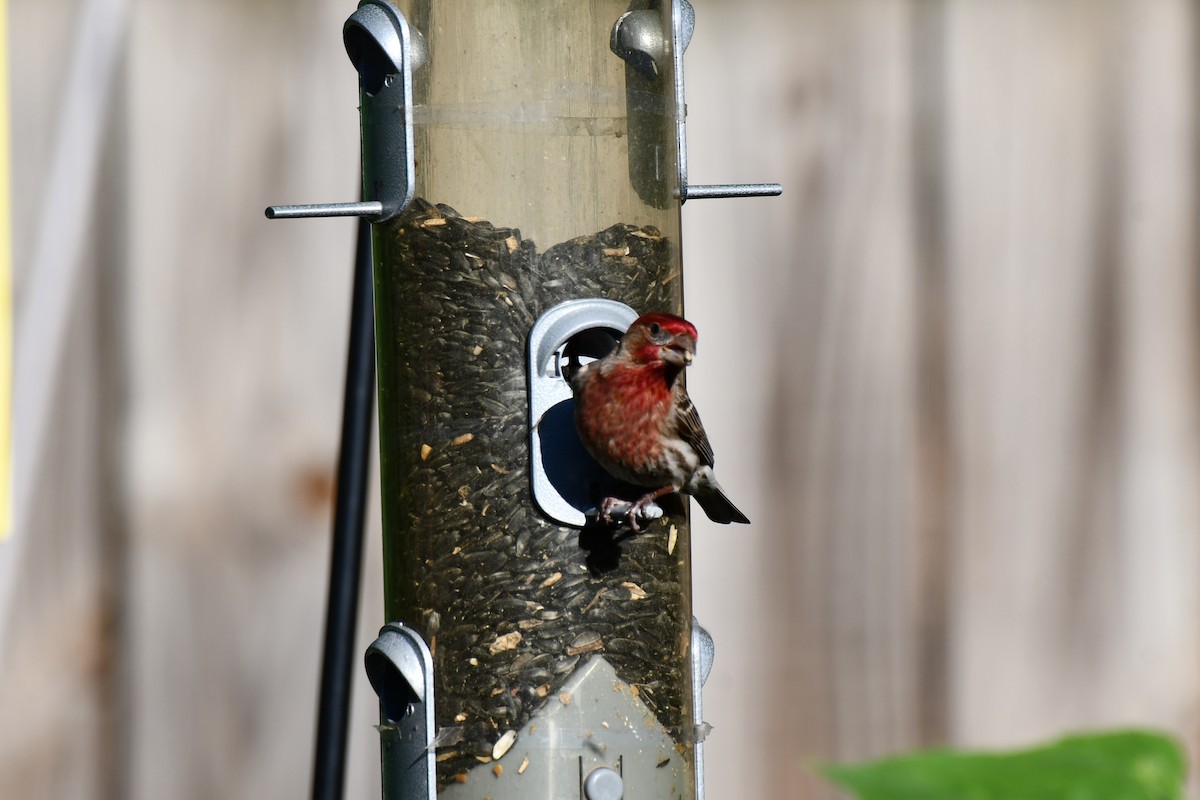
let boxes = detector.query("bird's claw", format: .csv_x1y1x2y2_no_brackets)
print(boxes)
629,496,663,533
596,496,663,533
599,496,623,528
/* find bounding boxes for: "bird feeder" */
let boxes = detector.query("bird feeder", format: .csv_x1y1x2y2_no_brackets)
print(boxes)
269,1,777,798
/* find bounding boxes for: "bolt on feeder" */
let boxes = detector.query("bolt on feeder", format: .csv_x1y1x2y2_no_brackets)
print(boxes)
269,1,778,798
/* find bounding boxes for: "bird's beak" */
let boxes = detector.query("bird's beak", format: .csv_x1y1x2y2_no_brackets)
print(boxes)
663,334,696,367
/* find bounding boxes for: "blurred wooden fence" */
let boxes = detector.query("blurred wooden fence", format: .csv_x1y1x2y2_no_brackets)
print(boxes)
2,1,1197,799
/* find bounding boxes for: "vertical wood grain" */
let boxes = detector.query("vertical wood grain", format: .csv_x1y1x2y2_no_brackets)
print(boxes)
4,1,1200,800
123,1,378,798
689,3,922,798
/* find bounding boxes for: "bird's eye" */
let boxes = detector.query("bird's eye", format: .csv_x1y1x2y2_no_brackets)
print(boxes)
648,322,661,336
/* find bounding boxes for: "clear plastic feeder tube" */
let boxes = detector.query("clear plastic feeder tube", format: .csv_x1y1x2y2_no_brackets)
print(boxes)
372,1,694,796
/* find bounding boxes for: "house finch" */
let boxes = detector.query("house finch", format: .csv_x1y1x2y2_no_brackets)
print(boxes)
569,312,749,531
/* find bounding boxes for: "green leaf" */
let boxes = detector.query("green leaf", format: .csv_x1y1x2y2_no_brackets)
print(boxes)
820,730,1185,800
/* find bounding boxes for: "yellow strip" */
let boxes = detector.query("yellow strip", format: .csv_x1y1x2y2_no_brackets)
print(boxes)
0,0,11,539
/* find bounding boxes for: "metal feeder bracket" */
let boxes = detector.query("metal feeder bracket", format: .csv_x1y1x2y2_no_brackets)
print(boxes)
365,623,437,800
611,0,782,204
265,1,427,223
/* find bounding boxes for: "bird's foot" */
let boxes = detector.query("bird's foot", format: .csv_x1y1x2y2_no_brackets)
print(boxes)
596,495,664,533
627,486,674,533
598,496,624,527
627,496,658,534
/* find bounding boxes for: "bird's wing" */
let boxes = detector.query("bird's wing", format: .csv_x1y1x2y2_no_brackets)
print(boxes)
674,387,716,467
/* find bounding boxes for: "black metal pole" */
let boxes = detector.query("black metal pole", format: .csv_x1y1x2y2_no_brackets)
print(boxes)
312,216,375,800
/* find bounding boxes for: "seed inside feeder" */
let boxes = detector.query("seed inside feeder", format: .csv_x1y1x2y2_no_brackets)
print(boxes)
372,199,692,786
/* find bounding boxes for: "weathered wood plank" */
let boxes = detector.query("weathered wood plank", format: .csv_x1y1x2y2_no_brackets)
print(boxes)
687,2,921,798
5,2,1200,800
123,1,380,799
689,1,1200,798
0,0,126,798
943,0,1200,768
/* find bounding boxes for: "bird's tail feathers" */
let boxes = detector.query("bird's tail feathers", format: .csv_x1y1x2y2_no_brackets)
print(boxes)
692,483,750,525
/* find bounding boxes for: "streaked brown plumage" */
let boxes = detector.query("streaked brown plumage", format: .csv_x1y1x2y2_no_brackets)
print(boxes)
570,312,749,531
